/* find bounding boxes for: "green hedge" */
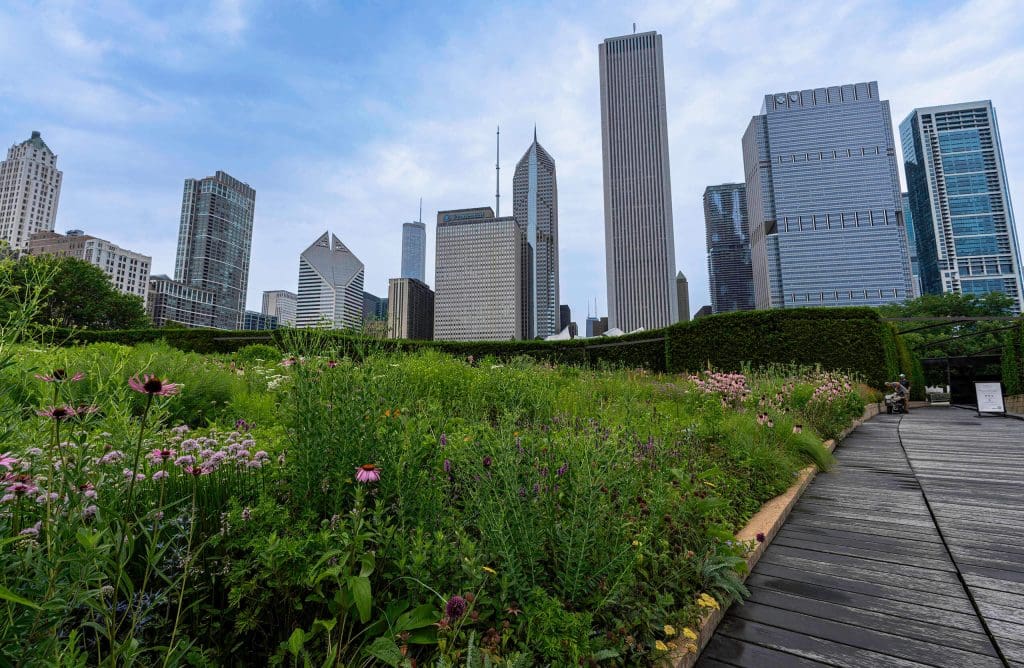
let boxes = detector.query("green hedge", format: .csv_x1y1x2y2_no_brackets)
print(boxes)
54,307,923,388
1003,317,1024,396
664,308,908,389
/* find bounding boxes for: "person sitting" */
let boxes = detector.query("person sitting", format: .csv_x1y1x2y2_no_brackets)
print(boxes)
897,374,911,412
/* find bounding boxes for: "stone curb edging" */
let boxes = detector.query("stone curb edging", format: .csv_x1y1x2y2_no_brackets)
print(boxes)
671,402,882,667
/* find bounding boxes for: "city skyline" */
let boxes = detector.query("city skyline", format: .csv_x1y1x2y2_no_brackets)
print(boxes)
1,2,1022,324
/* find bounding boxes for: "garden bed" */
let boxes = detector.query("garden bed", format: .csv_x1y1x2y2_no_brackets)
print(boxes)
1,337,873,666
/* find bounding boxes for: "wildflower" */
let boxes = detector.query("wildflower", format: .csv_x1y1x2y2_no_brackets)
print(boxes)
445,595,468,620
685,642,698,654
0,452,17,470
37,405,76,420
697,593,720,610
34,369,84,383
443,459,452,473
75,405,100,416
281,357,297,367
234,419,252,432
756,532,766,543
5,482,38,497
683,628,698,641
439,433,447,447
128,375,180,396
482,566,497,575
82,505,98,519
556,462,569,477
355,463,381,483
242,507,252,521
793,424,803,434
655,640,668,651
482,455,493,468
99,450,124,464
172,424,191,434
174,455,195,467
327,360,338,368
664,624,676,637
26,448,42,457
19,522,41,537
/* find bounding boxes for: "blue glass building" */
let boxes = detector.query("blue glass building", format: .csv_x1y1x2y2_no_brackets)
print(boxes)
901,193,921,297
743,82,913,308
704,183,755,313
401,221,426,284
900,101,1024,313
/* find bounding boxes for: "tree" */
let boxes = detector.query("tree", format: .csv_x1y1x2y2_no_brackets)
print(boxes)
0,255,150,330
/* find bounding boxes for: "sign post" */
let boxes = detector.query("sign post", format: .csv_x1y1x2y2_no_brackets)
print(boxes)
974,382,1006,416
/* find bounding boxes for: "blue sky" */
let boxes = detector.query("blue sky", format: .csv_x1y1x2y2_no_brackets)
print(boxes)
2,0,1022,323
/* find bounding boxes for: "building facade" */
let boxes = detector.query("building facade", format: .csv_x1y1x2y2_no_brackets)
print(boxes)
744,82,912,309
559,304,571,331
599,31,677,331
513,130,559,339
901,193,921,297
147,275,216,328
262,289,297,326
295,232,365,329
27,229,151,304
0,131,63,253
901,101,1024,312
704,183,755,313
387,277,434,340
243,311,278,330
172,171,256,329
401,221,427,283
434,207,529,341
362,292,388,324
676,271,690,322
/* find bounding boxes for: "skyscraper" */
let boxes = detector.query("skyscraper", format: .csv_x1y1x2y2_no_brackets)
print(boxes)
295,232,365,329
676,272,690,322
388,277,434,340
559,304,571,332
901,193,921,297
513,130,559,339
262,290,297,326
27,230,151,305
901,101,1024,313
173,171,256,329
434,207,529,341
0,131,62,253
744,82,912,308
599,30,678,331
704,183,755,313
401,221,427,283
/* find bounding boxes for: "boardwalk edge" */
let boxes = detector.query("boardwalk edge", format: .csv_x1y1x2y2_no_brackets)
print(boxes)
672,401,882,667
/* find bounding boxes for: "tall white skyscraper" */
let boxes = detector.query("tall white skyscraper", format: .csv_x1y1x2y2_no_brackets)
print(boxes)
401,221,426,283
513,129,559,339
434,207,528,341
599,31,678,331
295,232,365,329
902,101,1024,313
262,289,297,326
0,131,63,253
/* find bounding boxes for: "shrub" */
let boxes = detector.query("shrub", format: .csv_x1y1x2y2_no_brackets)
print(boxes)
1003,317,1024,396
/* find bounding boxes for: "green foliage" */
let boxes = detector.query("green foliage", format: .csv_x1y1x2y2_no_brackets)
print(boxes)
0,255,149,330
1003,317,1024,395
665,307,903,388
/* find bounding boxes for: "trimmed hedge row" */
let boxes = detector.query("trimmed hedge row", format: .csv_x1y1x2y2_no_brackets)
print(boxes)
664,308,909,390
54,307,920,388
1003,317,1024,396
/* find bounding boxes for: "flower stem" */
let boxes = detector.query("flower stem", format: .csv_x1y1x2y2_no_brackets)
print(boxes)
126,393,153,512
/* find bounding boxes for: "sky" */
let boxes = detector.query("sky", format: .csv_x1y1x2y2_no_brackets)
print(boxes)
1,0,1022,324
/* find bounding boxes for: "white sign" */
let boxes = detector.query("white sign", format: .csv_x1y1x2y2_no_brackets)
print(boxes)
975,382,1005,414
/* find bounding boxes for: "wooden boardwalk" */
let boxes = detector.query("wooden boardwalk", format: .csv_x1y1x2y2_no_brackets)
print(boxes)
698,407,1023,667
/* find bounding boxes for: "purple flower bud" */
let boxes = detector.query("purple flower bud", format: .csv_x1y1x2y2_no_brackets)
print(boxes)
445,594,468,620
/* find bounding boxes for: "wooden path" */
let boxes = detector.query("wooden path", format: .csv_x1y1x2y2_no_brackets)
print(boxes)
698,407,1023,667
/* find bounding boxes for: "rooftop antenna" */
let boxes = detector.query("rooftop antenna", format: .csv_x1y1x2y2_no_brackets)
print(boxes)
495,125,501,216
418,197,422,224
633,22,636,33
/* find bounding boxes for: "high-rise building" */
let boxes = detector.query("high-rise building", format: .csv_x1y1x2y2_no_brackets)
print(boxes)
585,315,609,338
599,31,677,331
559,304,571,331
693,305,712,319
169,171,256,329
243,310,278,330
744,82,912,309
676,272,690,322
262,290,297,326
0,131,63,253
434,207,529,341
147,275,216,328
401,221,427,283
513,130,559,338
704,183,755,313
388,277,434,340
27,229,151,304
362,292,388,324
295,232,365,329
901,193,921,297
901,101,1024,312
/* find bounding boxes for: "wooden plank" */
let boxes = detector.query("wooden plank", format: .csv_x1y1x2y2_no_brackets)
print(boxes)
700,634,828,668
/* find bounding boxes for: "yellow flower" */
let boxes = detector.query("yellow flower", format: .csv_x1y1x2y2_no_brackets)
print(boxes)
654,640,668,652
697,593,720,610
631,540,641,547
663,624,676,637
482,566,497,575
683,627,698,641
685,642,698,654
667,642,677,650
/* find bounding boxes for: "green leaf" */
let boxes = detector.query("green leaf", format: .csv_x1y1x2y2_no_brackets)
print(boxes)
287,628,305,657
346,575,372,623
0,584,40,609
312,617,337,634
364,637,402,667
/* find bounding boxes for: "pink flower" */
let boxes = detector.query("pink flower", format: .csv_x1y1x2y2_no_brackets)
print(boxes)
0,452,17,470
152,470,169,481
19,522,41,536
36,405,77,420
355,463,381,483
34,369,84,383
99,450,124,464
793,424,803,434
128,375,180,396
82,505,98,519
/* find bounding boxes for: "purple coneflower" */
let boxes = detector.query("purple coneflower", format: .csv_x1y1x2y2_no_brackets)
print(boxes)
355,463,382,483
129,375,180,396
556,462,569,477
792,424,803,434
445,594,468,621
34,369,84,383
0,452,17,470
756,532,766,543
482,455,493,468
36,405,76,420
327,360,338,368
235,419,252,432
